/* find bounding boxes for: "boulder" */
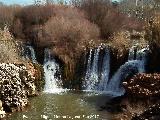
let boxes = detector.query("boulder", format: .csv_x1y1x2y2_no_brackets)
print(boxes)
123,73,160,97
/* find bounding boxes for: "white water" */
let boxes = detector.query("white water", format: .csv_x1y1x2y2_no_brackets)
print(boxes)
97,48,110,91
84,46,148,96
105,46,148,96
128,46,137,60
83,49,93,89
43,48,63,93
106,60,145,96
84,47,100,90
23,46,37,63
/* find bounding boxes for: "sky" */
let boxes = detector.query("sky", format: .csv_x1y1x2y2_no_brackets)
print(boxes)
0,0,119,5
0,0,34,5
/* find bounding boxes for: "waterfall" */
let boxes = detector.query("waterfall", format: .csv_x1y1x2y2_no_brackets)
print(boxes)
105,46,148,96
83,47,110,91
128,46,137,60
27,46,37,63
43,48,63,93
23,46,37,63
83,47,100,90
83,49,92,89
106,60,145,96
97,48,110,91
83,46,148,96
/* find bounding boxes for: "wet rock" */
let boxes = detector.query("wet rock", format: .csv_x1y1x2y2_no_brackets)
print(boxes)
0,63,37,112
105,96,126,113
132,103,160,120
123,73,160,97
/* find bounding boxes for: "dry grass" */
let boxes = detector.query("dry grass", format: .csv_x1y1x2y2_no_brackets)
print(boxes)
0,26,22,63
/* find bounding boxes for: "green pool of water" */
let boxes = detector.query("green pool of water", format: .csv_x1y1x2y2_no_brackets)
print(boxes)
8,91,114,120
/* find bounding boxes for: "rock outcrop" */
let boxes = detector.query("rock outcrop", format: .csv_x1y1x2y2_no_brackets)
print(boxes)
123,73,160,97
0,63,37,112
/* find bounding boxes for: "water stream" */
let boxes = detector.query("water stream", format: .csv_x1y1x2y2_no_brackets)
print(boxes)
43,48,63,93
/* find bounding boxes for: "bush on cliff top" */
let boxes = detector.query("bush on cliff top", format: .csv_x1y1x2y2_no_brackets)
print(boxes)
0,4,21,29
145,16,160,48
71,0,143,39
0,26,22,63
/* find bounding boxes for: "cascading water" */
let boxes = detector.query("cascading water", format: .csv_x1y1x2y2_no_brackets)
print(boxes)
97,48,110,91
106,60,145,95
43,48,63,93
23,46,37,63
83,45,148,96
83,47,100,90
105,46,148,95
128,46,137,60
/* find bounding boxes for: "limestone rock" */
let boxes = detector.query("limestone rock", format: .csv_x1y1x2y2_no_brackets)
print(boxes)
0,100,5,119
0,63,36,112
123,73,160,97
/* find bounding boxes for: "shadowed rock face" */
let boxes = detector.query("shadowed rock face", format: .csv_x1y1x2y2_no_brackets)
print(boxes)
123,73,160,97
0,63,37,112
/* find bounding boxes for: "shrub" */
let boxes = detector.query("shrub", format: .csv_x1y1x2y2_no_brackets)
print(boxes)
43,6,99,64
0,26,22,63
12,4,56,42
44,16,99,52
0,4,21,29
145,16,160,47
109,31,131,57
72,0,144,39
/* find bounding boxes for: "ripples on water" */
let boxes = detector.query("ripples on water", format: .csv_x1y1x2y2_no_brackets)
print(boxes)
8,91,114,120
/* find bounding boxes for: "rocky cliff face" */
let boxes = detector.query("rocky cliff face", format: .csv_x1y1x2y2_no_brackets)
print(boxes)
0,63,38,115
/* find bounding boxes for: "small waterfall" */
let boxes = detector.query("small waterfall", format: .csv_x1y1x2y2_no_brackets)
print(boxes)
27,46,37,63
83,47,100,90
128,46,137,60
83,49,92,88
106,60,145,95
23,45,37,63
105,46,148,96
97,48,110,91
43,48,62,93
